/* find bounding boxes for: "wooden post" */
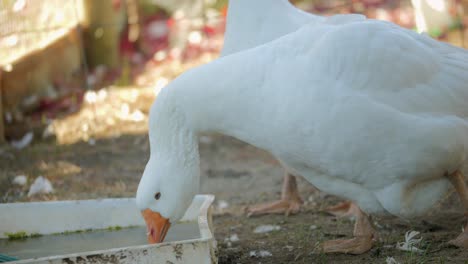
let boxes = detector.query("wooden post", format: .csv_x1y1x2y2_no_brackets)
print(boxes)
461,0,467,48
81,0,125,69
0,69,5,144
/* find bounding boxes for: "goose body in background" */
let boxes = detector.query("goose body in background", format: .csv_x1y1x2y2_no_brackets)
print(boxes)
221,0,320,216
221,0,366,56
137,11,468,254
221,0,323,56
221,0,363,217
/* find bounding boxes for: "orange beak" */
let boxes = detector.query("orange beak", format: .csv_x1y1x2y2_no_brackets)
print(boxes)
141,209,171,244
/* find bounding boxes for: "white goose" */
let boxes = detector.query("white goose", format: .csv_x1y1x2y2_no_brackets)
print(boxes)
137,5,468,254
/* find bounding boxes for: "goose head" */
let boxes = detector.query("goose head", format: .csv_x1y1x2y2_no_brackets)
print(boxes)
136,88,200,244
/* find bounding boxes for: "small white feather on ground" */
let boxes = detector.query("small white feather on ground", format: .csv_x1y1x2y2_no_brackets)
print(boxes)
217,200,229,210
27,176,54,197
386,256,401,264
249,250,272,258
224,233,240,247
11,132,34,150
228,234,239,242
253,225,281,234
396,231,424,253
12,175,27,186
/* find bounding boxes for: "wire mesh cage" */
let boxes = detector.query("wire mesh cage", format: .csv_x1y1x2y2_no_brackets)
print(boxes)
0,0,82,66
0,0,226,143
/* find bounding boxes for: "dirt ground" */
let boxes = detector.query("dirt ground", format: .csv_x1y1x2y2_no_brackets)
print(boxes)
1,83,468,263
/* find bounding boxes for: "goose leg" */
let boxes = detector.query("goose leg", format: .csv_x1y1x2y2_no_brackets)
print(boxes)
322,203,378,254
247,173,303,217
325,201,355,218
447,170,468,249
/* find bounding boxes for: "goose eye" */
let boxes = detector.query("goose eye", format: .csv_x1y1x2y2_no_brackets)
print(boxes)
154,192,161,200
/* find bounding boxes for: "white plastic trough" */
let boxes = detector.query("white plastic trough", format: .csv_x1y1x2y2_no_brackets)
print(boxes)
0,195,217,264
